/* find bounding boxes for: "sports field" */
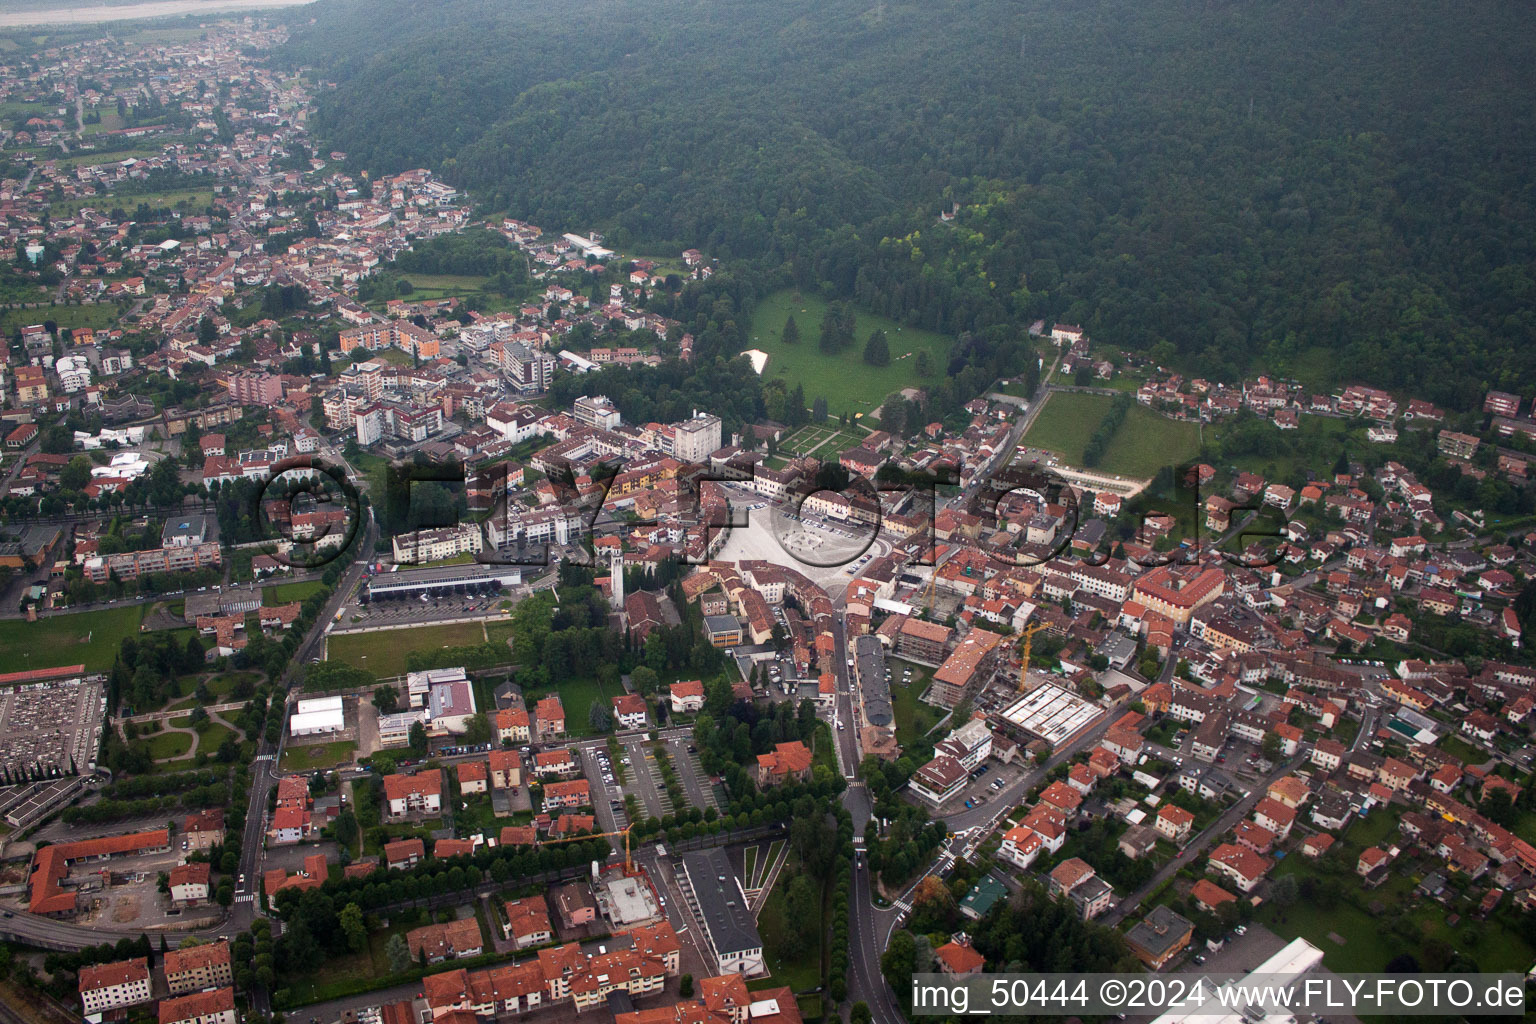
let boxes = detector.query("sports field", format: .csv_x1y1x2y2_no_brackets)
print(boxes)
0,604,147,675
746,290,952,418
1023,391,1200,479
326,621,491,678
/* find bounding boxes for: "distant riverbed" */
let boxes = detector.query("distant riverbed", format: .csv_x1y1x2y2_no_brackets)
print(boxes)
0,0,318,28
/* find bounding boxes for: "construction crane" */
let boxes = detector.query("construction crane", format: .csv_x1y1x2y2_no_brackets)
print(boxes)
535,825,636,872
920,570,939,612
1015,621,1047,693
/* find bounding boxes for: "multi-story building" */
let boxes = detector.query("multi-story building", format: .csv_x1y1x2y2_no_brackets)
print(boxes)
226,371,283,406
929,626,1007,708
157,986,237,1024
169,861,211,904
669,412,722,463
573,394,621,429
164,941,234,996
83,542,222,584
496,707,531,745
383,770,443,819
1437,430,1481,460
14,366,48,404
504,342,556,394
79,958,152,1017
339,321,440,360
1124,906,1194,970
503,896,553,948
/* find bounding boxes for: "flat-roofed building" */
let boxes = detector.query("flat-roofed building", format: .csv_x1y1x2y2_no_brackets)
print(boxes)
290,695,345,737
1125,906,1194,970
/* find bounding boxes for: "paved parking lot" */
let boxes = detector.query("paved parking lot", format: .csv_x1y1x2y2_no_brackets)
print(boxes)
579,742,629,833
623,738,674,819
665,736,719,811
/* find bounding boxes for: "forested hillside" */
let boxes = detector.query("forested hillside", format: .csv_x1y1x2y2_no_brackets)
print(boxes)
285,0,1536,409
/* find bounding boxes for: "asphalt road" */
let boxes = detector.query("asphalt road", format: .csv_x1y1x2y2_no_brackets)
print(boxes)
1102,758,1294,927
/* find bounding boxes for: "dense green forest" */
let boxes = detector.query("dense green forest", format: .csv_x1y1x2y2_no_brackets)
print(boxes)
286,0,1536,409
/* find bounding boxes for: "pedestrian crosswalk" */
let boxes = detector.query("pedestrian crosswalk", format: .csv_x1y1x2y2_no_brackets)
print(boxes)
891,898,911,915
235,893,256,904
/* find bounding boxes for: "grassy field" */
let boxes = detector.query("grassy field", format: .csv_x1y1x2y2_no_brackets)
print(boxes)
144,730,192,761
395,273,489,297
0,604,146,674
51,186,213,219
1437,733,1485,765
0,303,120,338
194,722,234,752
1023,391,1200,478
280,740,359,773
746,289,953,418
264,580,326,604
203,670,260,697
326,621,491,678
78,111,124,136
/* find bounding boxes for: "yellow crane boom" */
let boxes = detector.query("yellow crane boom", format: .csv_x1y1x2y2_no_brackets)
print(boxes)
1016,621,1046,693
535,825,635,871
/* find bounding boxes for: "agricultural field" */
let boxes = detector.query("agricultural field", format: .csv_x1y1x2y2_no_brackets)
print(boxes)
326,621,493,678
1023,391,1200,479
0,603,147,674
746,289,952,418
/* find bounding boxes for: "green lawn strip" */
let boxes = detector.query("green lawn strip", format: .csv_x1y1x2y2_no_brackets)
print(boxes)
193,722,234,751
50,186,213,219
810,720,838,776
1022,391,1109,465
264,580,327,604
395,273,489,294
743,846,760,888
746,289,952,418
